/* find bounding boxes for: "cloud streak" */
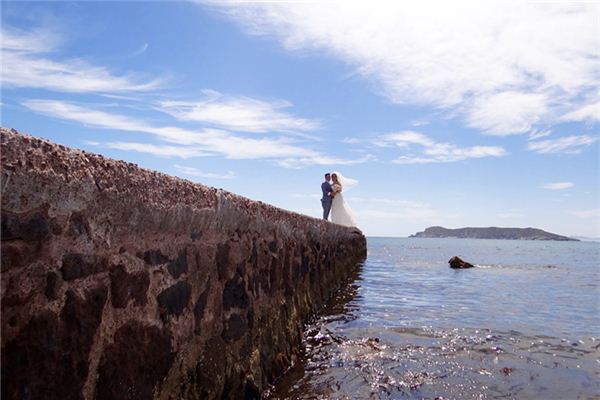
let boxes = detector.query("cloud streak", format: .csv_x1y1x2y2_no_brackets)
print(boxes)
377,131,507,164
527,135,598,154
540,182,574,190
23,99,368,167
1,26,160,93
158,90,321,134
174,164,235,179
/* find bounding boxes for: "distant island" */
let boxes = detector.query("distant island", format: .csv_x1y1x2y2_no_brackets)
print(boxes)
410,226,578,241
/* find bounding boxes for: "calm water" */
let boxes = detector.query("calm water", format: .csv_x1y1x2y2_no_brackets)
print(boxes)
269,238,600,399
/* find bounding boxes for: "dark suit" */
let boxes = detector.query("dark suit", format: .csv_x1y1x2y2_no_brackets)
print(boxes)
321,181,333,220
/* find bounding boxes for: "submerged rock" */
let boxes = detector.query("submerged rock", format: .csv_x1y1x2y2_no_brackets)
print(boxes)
448,256,475,269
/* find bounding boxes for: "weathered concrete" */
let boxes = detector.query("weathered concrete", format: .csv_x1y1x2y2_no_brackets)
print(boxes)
0,128,367,399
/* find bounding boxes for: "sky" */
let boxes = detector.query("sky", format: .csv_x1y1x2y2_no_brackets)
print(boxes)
1,1,599,237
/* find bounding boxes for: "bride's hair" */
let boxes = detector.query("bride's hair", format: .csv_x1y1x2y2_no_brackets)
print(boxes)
331,171,357,190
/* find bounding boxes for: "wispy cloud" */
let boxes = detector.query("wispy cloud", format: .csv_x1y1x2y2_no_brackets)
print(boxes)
23,99,306,158
376,130,507,164
540,182,575,190
569,209,600,218
203,2,599,136
560,101,600,123
132,43,149,56
1,26,160,93
527,135,598,154
466,92,548,135
157,90,320,134
174,164,235,179
277,153,375,169
85,141,211,159
528,129,551,141
23,99,366,167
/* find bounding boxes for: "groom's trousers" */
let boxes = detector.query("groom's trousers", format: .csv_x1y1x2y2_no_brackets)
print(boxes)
321,199,332,220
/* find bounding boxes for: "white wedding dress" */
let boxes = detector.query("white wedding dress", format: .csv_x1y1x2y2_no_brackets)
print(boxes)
330,183,357,227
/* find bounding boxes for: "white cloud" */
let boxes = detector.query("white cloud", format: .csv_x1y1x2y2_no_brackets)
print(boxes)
24,99,367,167
174,164,235,179
560,101,600,122
158,90,320,134
1,26,159,93
411,119,429,127
276,153,375,169
467,92,548,135
377,130,507,164
540,182,575,190
132,43,149,56
527,135,598,154
528,129,551,141
569,209,600,218
85,141,211,159
203,1,599,135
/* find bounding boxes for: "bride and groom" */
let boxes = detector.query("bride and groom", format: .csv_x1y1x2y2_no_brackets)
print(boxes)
321,172,357,227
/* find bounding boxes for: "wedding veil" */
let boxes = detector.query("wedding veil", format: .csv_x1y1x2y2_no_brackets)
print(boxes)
331,171,358,190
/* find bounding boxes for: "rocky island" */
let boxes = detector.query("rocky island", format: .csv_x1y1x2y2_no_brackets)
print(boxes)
0,128,367,400
410,226,578,241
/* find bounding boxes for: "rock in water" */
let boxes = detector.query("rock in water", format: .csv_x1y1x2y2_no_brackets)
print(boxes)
448,256,475,269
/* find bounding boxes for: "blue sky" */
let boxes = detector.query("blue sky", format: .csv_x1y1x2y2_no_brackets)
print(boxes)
2,1,599,237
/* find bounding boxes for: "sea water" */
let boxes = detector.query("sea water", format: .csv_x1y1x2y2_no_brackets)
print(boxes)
269,237,600,399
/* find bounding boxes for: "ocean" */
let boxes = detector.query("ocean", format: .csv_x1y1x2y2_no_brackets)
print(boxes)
269,237,600,399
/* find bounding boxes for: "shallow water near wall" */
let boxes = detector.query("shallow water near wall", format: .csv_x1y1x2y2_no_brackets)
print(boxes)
268,237,600,399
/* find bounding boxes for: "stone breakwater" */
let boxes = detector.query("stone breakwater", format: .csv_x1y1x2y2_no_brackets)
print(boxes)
0,128,367,400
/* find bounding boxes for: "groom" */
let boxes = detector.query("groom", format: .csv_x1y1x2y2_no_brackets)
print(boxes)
321,172,334,220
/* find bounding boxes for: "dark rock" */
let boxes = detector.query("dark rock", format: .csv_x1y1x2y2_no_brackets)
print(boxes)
501,367,514,375
217,243,231,280
194,287,210,334
268,240,278,253
192,337,227,398
21,212,50,241
248,240,258,268
222,313,247,342
190,229,202,241
1,285,107,400
244,376,261,400
68,212,90,238
45,271,61,300
448,256,475,269
223,278,249,310
157,281,192,319
167,250,188,278
140,249,169,265
95,321,174,400
1,210,51,242
61,253,108,280
109,265,150,308
0,242,31,270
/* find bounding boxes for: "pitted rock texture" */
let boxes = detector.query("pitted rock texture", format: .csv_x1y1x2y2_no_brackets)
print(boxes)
0,127,367,400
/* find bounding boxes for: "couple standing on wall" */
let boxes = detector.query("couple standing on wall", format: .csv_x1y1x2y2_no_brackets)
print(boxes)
321,171,358,228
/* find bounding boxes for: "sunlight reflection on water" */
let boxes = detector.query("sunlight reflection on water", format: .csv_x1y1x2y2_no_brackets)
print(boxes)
269,238,600,399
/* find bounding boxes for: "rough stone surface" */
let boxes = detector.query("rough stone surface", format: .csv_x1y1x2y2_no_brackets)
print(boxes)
0,128,367,400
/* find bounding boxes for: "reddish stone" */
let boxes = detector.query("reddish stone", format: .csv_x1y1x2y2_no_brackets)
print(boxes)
95,321,174,400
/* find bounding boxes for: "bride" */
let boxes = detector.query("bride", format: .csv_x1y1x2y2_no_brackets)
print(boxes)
330,171,358,227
